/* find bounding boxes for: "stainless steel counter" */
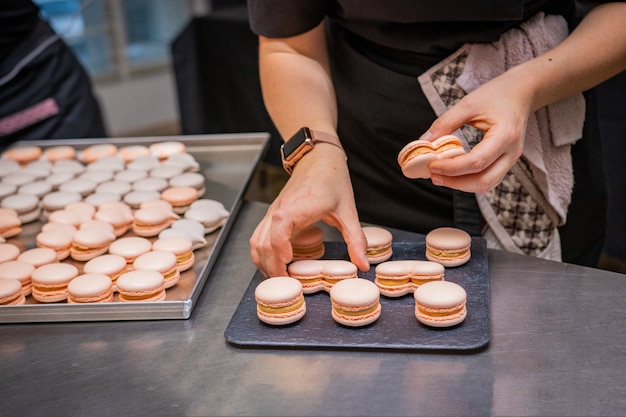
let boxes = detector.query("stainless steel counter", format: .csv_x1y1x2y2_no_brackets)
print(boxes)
1,200,625,416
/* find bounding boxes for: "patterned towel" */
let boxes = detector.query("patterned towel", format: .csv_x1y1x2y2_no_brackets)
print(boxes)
418,13,585,260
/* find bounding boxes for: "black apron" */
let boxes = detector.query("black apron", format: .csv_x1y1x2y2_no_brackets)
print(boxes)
327,22,606,267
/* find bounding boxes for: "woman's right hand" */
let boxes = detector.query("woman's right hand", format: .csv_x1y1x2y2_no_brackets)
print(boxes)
249,143,370,278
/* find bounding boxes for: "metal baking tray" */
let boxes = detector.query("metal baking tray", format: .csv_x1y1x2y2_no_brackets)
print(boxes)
0,133,269,323
225,239,490,352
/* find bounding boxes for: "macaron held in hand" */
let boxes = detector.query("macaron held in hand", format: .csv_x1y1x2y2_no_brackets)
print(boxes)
398,135,466,179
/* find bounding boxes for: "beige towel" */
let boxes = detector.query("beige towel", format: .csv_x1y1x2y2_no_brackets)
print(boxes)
418,13,585,260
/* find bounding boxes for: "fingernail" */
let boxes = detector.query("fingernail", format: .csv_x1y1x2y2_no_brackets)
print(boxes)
431,175,443,186
419,131,432,141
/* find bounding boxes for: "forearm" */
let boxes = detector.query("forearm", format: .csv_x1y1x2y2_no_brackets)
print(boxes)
258,22,338,141
520,2,626,112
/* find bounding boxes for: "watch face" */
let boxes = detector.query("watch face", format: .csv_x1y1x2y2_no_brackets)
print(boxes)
282,127,310,159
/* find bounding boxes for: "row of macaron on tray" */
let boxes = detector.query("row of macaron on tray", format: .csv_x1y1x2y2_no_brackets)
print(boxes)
254,224,473,329
0,141,232,306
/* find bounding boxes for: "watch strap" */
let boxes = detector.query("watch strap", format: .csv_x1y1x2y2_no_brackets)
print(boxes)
309,129,345,154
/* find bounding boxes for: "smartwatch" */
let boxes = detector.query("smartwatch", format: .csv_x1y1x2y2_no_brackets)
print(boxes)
280,127,345,175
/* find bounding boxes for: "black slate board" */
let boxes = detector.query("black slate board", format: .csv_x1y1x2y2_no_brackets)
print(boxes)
224,238,490,352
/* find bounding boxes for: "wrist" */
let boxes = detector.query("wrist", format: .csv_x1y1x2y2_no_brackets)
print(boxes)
280,127,346,175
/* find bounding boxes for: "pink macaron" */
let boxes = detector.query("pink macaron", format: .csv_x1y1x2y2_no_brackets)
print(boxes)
329,278,381,327
290,225,325,261
414,280,467,327
374,260,445,297
67,273,114,303
287,259,358,294
31,263,79,302
151,236,195,272
108,236,153,264
83,254,131,292
425,227,472,267
0,277,26,305
69,228,116,262
362,226,393,264
133,250,180,289
0,260,34,296
397,134,466,179
116,270,166,302
255,276,306,325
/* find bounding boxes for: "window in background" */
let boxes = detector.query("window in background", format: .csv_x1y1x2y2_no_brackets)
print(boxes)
35,0,192,80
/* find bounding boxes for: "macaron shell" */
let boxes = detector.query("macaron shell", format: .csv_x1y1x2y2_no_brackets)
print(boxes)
0,260,34,296
414,280,467,327
287,259,358,293
0,243,21,263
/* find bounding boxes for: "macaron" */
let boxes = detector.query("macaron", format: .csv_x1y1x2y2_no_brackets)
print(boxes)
17,247,59,268
362,226,393,264
374,260,445,297
133,250,180,289
189,198,227,211
287,259,358,294
17,180,53,199
50,159,85,175
157,228,207,250
69,228,116,261
116,270,166,302
95,180,132,196
114,169,148,184
290,225,325,261
126,155,160,171
329,278,381,327
47,209,83,228
160,186,198,214
151,236,195,272
0,260,34,296
0,183,17,200
149,166,184,181
45,172,76,190
425,227,472,267
43,145,76,162
67,273,114,303
1,194,41,224
80,143,118,164
0,212,22,239
150,141,186,160
0,243,21,263
84,192,121,207
132,207,179,237
65,201,97,222
31,262,79,302
87,156,125,173
0,158,20,177
162,153,200,172
118,145,150,163
83,254,130,292
108,236,153,264
123,188,160,208
0,278,26,305
41,191,83,218
254,276,306,325
2,172,37,188
93,206,134,236
79,219,116,235
184,205,229,234
59,178,98,197
78,170,115,185
397,134,466,179
36,228,74,260
169,172,205,197
2,145,42,165
413,280,467,327
132,177,169,193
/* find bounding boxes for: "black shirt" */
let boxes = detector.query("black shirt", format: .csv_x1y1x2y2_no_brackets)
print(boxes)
0,0,40,60
249,0,591,62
